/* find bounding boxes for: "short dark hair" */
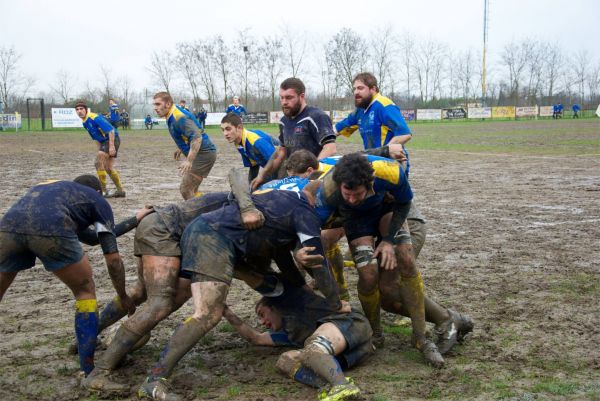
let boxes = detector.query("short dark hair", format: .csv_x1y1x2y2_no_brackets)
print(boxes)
153,91,173,104
285,150,319,175
280,77,305,95
353,72,379,92
74,101,88,110
74,174,102,192
332,153,374,190
221,112,243,127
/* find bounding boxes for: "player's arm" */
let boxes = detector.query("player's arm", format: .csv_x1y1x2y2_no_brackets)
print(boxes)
251,146,286,190
382,105,412,145
228,168,264,230
222,305,275,346
78,206,154,245
335,111,359,137
314,112,337,159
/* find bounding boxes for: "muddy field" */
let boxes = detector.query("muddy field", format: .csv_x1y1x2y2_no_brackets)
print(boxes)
0,122,599,401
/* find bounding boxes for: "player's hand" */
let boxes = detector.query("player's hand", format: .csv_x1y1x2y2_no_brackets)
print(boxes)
250,176,263,191
387,144,407,162
136,205,154,222
109,146,116,157
241,209,264,230
120,295,136,316
179,160,192,176
337,300,351,313
373,241,397,270
294,246,324,268
174,149,183,160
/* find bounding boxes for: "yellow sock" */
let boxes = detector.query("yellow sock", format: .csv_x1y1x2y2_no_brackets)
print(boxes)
97,170,108,192
107,169,124,191
75,298,98,313
358,287,381,333
326,244,349,301
194,191,202,197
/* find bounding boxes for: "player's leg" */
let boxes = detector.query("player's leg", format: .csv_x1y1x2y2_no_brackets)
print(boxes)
180,151,216,199
105,137,125,196
0,271,17,302
94,151,109,194
321,228,349,301
180,172,203,200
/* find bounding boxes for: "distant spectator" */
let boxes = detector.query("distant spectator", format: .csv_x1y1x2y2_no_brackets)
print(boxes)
108,99,121,128
119,109,130,130
572,104,581,119
179,100,189,111
226,96,246,117
196,106,207,129
144,114,153,130
557,103,564,119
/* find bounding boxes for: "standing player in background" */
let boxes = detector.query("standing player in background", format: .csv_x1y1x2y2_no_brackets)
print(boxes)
251,77,337,190
196,106,207,129
225,95,247,116
179,100,189,111
108,99,121,129
75,101,126,198
221,113,280,181
153,92,217,200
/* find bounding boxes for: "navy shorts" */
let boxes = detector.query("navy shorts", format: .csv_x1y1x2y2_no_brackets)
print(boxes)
0,232,84,272
180,217,236,284
319,309,374,368
99,135,120,157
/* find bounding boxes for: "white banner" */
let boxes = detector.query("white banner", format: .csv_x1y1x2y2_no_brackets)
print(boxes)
417,109,442,120
331,110,353,123
595,104,600,118
468,107,492,119
51,108,83,128
516,106,538,117
269,111,284,124
206,112,226,126
0,113,22,129
539,106,554,117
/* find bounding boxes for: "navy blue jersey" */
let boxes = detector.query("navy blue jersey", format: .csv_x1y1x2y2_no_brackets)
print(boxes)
0,181,115,238
200,189,321,254
278,106,336,157
109,103,120,123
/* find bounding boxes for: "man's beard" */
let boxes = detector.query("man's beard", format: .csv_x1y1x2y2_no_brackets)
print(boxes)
356,94,373,109
283,102,302,118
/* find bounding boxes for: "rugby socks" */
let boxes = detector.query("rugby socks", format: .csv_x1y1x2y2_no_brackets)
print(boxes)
150,317,206,380
194,191,202,197
291,364,328,388
357,287,382,336
326,244,349,301
107,169,124,192
95,325,142,370
300,351,347,386
75,299,99,375
98,296,127,334
424,297,451,326
398,272,427,348
96,170,108,192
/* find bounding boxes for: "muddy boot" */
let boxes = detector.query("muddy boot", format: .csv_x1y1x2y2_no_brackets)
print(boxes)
452,309,474,342
138,377,181,401
434,317,458,355
372,329,385,349
318,379,360,401
82,367,130,394
416,339,444,368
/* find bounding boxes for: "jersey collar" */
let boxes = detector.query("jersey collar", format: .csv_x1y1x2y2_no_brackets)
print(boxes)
166,104,177,120
364,93,381,112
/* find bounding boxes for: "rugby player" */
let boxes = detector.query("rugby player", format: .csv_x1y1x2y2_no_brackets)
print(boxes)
225,95,246,116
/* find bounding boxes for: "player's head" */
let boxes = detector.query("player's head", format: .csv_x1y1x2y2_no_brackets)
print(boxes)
353,72,379,109
74,101,88,119
285,149,319,177
233,96,240,105
255,297,282,331
221,113,244,144
109,98,116,105
332,153,374,207
179,100,186,107
73,174,102,193
279,77,306,118
153,91,173,117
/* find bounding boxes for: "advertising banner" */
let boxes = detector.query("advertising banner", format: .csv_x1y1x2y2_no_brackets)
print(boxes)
416,109,442,120
539,106,554,117
442,107,467,119
0,113,22,129
492,106,516,119
516,106,538,117
467,107,492,119
269,111,284,124
205,112,226,126
51,108,83,128
401,109,416,121
243,112,269,124
331,110,353,123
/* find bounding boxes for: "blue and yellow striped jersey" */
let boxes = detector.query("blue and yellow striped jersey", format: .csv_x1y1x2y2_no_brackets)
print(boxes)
226,104,246,116
109,103,120,123
166,105,216,156
336,94,411,173
82,112,118,142
237,128,280,167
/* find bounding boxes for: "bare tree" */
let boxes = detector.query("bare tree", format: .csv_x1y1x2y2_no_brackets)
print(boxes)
50,69,74,104
234,28,255,107
522,39,544,104
193,39,218,111
587,61,600,104
261,35,284,110
326,28,368,94
412,37,446,103
0,46,29,109
456,49,476,105
119,75,136,110
369,25,396,94
281,25,307,78
213,36,233,107
500,40,531,105
572,49,590,103
397,31,415,101
147,51,174,93
99,65,117,101
543,43,564,100
175,42,202,109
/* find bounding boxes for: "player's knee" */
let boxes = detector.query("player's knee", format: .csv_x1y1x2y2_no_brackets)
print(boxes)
128,284,147,305
303,334,335,355
276,350,301,377
352,244,377,269
146,295,175,322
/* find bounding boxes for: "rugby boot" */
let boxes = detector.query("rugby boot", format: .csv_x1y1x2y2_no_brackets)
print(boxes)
452,309,474,342
416,339,445,368
318,378,360,401
82,367,130,394
372,329,385,349
434,316,458,355
138,377,181,401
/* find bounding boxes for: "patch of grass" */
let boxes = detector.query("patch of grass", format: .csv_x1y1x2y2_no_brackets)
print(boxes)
17,366,31,380
383,324,412,337
427,387,442,399
218,322,234,333
226,385,241,397
500,332,522,348
550,273,600,296
494,388,519,399
373,395,391,401
195,387,209,397
532,378,578,396
19,340,35,351
373,373,407,382
199,333,215,346
56,364,77,376
400,349,422,363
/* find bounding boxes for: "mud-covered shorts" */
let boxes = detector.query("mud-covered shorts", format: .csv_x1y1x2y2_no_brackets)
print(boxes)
133,213,180,257
0,232,84,272
99,136,121,157
190,149,217,178
320,309,374,368
180,216,237,284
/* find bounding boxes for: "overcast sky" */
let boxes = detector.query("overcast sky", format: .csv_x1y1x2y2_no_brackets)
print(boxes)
2,0,598,95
